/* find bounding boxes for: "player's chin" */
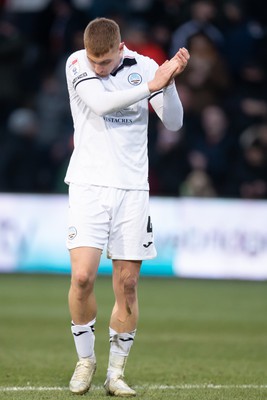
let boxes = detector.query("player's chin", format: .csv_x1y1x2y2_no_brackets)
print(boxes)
97,72,109,78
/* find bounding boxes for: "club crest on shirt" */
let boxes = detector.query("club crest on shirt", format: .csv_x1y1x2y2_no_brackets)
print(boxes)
128,73,142,86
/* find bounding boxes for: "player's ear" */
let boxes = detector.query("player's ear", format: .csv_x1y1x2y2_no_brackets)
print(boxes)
119,42,124,51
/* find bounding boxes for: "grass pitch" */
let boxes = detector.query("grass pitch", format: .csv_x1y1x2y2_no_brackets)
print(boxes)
0,274,267,399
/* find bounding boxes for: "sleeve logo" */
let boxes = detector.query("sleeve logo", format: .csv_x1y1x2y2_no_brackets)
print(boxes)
73,72,88,85
68,58,80,76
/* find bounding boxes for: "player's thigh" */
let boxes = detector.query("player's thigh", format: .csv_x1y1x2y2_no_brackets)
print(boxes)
70,246,102,285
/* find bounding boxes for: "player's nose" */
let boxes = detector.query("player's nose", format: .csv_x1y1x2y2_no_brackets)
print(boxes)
94,65,104,75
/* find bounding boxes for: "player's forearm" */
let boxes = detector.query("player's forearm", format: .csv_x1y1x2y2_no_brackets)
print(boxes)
76,80,150,116
162,83,183,130
150,82,183,131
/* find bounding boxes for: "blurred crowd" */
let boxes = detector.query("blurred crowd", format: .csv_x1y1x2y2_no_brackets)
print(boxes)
0,0,266,198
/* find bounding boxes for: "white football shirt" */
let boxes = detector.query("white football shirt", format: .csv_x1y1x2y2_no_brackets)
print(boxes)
65,46,183,190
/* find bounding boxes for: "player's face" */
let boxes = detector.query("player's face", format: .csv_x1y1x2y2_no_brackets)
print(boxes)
87,42,124,77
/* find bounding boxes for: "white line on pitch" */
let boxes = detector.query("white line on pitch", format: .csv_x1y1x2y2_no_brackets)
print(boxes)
1,384,267,391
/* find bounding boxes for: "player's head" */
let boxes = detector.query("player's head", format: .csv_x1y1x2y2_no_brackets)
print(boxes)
84,17,124,77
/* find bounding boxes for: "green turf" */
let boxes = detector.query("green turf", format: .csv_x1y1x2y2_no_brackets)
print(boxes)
0,274,267,399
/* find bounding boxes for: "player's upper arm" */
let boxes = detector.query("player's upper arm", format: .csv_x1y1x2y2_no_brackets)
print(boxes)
149,84,183,131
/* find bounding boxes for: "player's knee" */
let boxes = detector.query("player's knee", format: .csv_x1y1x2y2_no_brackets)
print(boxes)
72,270,95,292
123,275,138,306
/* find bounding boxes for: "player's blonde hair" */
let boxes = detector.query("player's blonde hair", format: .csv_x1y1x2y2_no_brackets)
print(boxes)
84,18,121,57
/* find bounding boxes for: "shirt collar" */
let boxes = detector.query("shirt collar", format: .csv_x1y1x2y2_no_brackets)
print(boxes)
111,56,137,77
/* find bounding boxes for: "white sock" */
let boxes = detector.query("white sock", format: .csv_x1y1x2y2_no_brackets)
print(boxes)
71,318,96,359
107,328,136,378
109,327,136,356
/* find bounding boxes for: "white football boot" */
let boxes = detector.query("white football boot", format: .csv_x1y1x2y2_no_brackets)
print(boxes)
69,357,96,394
104,375,136,397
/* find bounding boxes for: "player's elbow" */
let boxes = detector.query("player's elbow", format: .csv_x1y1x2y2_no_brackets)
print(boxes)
90,100,112,116
164,117,183,132
93,106,117,117
92,106,106,117
162,106,183,131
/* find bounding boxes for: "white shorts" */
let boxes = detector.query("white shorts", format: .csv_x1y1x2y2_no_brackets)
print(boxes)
67,183,157,260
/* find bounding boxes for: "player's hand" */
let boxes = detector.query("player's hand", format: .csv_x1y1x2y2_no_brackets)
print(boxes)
171,47,190,77
148,58,180,93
